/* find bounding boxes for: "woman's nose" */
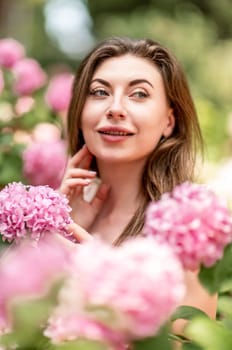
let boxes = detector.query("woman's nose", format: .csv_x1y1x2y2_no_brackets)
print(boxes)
106,97,127,119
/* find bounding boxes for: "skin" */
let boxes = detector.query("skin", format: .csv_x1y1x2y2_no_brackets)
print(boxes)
61,55,175,239
81,54,174,165
60,54,217,339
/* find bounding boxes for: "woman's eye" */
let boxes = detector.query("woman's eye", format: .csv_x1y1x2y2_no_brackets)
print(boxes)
89,88,108,97
132,91,148,98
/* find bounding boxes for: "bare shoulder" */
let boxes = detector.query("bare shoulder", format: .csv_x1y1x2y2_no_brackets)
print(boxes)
172,269,217,339
183,269,217,319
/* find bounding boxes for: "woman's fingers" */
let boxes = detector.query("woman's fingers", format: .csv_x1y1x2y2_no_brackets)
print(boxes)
60,178,93,196
67,223,94,243
60,146,96,196
68,144,93,169
65,168,96,180
60,168,97,196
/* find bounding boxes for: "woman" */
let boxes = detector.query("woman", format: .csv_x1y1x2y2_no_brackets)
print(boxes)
60,37,217,335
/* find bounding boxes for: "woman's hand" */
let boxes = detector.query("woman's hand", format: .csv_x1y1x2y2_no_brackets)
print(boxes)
60,145,110,230
54,223,93,251
67,222,94,243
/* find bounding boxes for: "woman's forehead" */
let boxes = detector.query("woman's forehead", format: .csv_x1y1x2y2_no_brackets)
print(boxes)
91,54,162,83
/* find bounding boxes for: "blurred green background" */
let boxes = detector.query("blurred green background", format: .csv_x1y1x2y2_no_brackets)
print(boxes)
0,0,232,184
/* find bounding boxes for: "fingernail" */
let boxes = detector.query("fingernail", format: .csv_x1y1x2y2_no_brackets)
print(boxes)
85,179,92,184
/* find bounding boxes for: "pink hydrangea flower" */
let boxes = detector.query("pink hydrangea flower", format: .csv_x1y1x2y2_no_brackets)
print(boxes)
0,38,25,68
0,236,71,333
0,69,4,94
12,58,46,95
23,140,67,189
144,182,232,270
45,73,74,112
32,122,61,142
0,182,73,243
0,182,29,241
14,96,35,115
46,237,184,344
45,314,125,349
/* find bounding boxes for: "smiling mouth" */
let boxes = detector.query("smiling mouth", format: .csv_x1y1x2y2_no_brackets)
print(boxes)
98,130,134,136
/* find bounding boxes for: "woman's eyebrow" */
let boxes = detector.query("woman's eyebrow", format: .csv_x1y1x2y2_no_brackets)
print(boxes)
90,78,154,88
90,78,110,87
129,79,154,88
129,79,153,88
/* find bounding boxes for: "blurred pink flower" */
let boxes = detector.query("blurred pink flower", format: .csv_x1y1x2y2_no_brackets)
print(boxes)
46,237,184,344
13,130,32,145
0,236,71,333
45,73,74,112
144,182,232,270
12,58,46,95
0,182,73,243
0,69,4,94
0,38,25,68
32,122,61,142
14,96,35,116
45,314,124,349
23,140,67,189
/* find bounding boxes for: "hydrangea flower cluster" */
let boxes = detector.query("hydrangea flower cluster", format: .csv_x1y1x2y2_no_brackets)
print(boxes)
0,38,25,68
0,182,73,243
0,38,73,190
144,182,232,270
22,140,67,189
45,237,185,347
0,236,71,334
45,73,74,113
12,58,47,96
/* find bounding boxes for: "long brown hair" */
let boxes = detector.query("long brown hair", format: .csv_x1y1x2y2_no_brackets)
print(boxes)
67,37,204,244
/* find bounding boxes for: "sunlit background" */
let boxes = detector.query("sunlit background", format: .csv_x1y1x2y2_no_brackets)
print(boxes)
0,0,232,200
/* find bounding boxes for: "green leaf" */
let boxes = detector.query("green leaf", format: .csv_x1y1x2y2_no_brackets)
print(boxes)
217,295,232,319
220,318,232,332
185,317,232,350
51,339,107,350
133,324,172,350
0,152,24,184
0,132,13,145
218,278,232,293
0,280,62,349
0,235,10,247
182,342,203,350
199,244,232,294
171,305,208,322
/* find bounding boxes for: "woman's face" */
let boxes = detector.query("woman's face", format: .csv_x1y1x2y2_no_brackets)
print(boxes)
81,54,174,165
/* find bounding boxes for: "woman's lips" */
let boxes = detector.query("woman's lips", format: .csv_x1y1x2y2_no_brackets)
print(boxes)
97,127,134,142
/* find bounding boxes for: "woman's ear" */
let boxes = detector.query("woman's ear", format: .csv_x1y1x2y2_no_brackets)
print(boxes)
163,109,175,138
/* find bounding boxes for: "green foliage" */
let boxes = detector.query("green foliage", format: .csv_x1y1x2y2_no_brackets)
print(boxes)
199,244,232,294
171,244,232,350
0,131,25,185
0,55,65,188
133,325,172,350
0,281,62,350
196,98,228,162
185,317,232,350
52,340,106,350
171,306,209,323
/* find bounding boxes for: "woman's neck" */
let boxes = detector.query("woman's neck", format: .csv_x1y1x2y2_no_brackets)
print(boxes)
97,160,145,216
